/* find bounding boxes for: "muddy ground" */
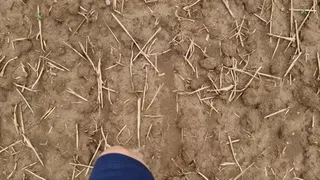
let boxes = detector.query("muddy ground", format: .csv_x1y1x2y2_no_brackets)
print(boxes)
0,0,320,179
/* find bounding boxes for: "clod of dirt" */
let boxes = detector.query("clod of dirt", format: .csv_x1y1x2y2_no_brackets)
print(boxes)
14,76,28,85
80,0,93,10
244,35,257,52
56,46,67,56
77,64,91,78
49,43,67,57
301,28,317,46
15,40,33,55
51,6,65,21
307,134,319,145
243,0,258,14
277,124,290,139
77,101,97,114
0,38,5,49
241,87,261,107
240,110,261,132
68,3,80,16
269,58,283,76
222,57,233,67
190,76,206,90
221,40,237,57
0,77,13,90
0,88,7,102
294,85,320,110
44,0,55,6
199,57,222,71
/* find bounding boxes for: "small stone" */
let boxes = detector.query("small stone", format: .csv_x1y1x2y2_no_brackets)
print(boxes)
105,0,111,5
199,57,222,71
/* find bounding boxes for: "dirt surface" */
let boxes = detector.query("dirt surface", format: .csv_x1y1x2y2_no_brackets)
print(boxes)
1,0,320,179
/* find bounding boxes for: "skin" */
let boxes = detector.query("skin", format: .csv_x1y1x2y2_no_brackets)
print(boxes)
100,146,148,168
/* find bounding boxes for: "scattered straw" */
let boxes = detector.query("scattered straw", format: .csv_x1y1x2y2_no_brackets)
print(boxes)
132,27,162,62
294,19,301,53
11,38,30,49
312,112,315,128
104,22,120,46
76,123,79,150
178,86,210,95
0,140,22,155
19,104,25,134
183,0,201,11
272,33,281,59
16,88,34,115
267,33,295,42
317,52,320,80
146,83,164,110
22,134,44,166
24,169,46,180
143,115,163,118
78,42,96,71
290,0,293,33
102,86,118,93
233,163,255,180
269,0,274,42
97,58,104,108
228,136,242,172
41,56,69,71
184,39,196,72
221,0,235,19
67,88,88,102
70,163,93,169
0,57,17,77
31,65,44,89
137,98,142,148
111,13,159,73
264,108,288,119
284,52,302,77
142,67,148,111
101,127,111,148
197,171,209,180
40,107,56,121
63,41,87,62
12,105,19,134
14,83,39,93
85,140,102,175
237,67,262,92
116,125,132,145
146,124,153,141
21,162,37,171
36,5,45,52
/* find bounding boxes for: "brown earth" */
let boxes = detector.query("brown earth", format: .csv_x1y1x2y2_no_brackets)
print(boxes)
1,0,320,180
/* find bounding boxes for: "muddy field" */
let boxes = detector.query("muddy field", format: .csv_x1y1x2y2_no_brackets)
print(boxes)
0,0,320,179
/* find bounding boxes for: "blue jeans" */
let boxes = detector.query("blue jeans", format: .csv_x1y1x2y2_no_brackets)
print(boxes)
90,153,154,180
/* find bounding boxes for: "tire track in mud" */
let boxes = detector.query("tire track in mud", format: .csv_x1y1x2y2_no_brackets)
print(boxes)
158,52,182,174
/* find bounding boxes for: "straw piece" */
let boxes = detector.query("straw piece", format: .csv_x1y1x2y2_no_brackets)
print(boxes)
284,52,302,77
22,134,44,166
85,140,102,175
233,163,255,180
137,98,142,148
0,140,22,154
146,83,164,110
24,169,46,180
